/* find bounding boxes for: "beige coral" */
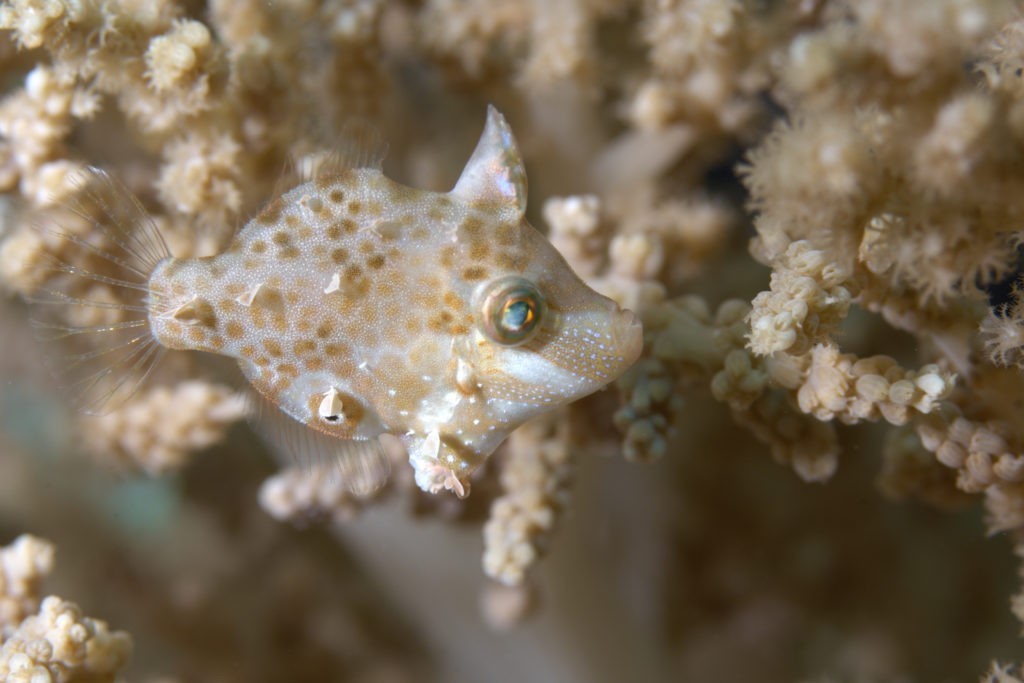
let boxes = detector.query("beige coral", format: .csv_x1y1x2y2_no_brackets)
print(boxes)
258,463,385,525
615,296,733,462
543,194,604,279
156,130,242,230
631,0,768,136
747,240,853,357
0,0,85,51
768,344,955,427
0,536,130,682
520,0,596,87
145,19,218,93
482,413,572,586
730,390,840,483
916,412,1024,495
877,425,970,509
0,536,54,636
0,596,132,682
417,0,530,80
80,380,247,475
0,65,77,196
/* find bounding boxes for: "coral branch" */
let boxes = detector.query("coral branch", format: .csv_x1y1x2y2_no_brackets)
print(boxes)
482,413,572,587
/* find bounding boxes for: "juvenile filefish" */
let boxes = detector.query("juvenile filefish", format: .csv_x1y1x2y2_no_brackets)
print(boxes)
31,107,643,497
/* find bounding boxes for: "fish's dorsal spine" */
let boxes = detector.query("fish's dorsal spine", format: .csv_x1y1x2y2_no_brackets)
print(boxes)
450,105,527,219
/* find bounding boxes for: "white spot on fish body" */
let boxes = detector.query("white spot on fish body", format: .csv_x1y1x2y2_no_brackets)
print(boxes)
324,272,341,294
236,283,262,306
318,387,344,422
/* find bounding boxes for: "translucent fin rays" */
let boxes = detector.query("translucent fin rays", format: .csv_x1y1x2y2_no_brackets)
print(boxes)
248,391,391,496
27,167,172,414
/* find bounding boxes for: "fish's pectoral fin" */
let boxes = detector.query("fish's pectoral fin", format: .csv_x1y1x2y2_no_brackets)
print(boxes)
450,105,527,218
248,390,390,496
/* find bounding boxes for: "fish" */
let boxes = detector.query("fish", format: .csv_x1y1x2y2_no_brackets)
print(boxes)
29,106,644,497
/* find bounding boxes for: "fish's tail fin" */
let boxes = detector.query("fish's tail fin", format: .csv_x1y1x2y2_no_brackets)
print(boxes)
26,167,173,414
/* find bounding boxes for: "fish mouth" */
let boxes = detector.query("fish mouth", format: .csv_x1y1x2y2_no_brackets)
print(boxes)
612,307,644,366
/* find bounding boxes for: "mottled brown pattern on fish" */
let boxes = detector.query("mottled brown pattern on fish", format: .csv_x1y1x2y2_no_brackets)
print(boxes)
462,266,487,281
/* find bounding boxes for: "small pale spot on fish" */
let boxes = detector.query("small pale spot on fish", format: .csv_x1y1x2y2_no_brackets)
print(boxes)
171,296,216,327
456,359,476,394
236,284,262,307
303,194,324,213
318,387,344,422
375,221,402,241
324,272,341,294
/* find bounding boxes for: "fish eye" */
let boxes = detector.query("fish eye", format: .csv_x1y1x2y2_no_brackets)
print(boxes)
481,277,545,345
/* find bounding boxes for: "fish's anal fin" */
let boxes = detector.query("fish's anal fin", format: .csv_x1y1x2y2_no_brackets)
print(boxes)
450,105,527,218
248,390,391,496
